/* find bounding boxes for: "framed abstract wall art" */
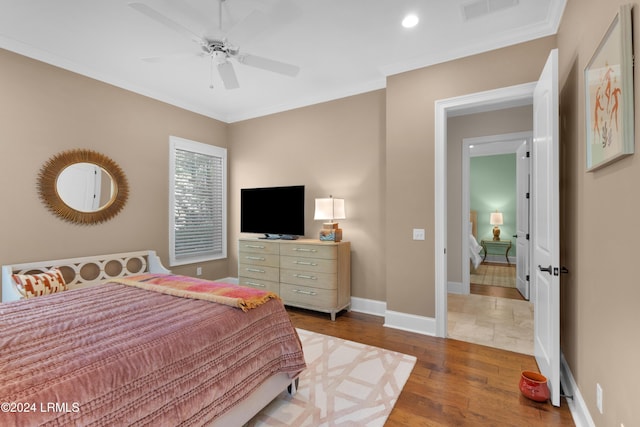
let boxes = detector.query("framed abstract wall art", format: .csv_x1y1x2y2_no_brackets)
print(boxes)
584,3,634,171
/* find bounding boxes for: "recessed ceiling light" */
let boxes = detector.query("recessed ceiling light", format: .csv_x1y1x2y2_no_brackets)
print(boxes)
402,14,419,28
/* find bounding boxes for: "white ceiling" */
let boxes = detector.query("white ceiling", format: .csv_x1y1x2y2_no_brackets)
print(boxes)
0,0,566,123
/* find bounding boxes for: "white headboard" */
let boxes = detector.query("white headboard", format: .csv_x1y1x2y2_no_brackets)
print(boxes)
2,250,170,303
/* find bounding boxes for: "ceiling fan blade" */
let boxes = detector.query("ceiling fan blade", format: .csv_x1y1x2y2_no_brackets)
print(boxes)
129,2,204,45
217,61,240,90
237,54,300,77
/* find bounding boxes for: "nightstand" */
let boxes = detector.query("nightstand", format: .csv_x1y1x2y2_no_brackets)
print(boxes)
480,239,512,264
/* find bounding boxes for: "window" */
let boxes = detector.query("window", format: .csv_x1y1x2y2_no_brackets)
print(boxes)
169,136,227,266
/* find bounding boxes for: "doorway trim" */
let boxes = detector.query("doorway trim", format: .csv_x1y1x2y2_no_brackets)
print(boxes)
434,82,536,338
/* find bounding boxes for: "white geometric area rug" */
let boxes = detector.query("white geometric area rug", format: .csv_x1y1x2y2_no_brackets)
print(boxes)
248,328,416,427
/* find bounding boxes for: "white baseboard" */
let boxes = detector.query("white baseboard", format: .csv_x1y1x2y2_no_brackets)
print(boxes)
350,296,436,336
383,310,436,336
448,281,467,294
483,254,516,264
350,296,386,316
560,351,595,427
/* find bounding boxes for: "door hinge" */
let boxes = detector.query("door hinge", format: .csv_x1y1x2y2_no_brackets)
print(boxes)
526,233,530,240
526,274,530,282
526,151,530,158
526,192,530,199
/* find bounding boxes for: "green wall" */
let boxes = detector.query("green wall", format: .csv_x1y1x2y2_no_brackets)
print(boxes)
470,153,517,258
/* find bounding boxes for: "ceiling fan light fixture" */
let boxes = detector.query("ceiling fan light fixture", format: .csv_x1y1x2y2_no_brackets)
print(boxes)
402,14,419,28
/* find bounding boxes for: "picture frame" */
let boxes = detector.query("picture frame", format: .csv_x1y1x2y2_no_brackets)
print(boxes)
584,4,634,172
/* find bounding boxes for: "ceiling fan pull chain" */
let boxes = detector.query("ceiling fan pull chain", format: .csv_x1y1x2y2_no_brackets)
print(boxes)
209,56,214,89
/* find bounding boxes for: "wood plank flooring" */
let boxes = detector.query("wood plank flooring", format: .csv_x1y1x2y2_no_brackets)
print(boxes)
287,307,574,427
471,283,525,300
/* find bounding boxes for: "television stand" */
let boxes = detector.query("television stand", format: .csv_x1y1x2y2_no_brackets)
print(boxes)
238,238,351,321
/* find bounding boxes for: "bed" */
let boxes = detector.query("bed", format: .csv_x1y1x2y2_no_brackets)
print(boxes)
469,210,483,270
0,250,306,426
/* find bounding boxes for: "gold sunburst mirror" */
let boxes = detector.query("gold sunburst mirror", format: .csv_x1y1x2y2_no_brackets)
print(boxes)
38,149,129,225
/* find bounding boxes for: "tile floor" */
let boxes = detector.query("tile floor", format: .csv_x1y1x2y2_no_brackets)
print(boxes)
448,264,534,355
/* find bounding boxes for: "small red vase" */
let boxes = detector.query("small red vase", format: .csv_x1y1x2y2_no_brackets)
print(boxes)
519,371,550,402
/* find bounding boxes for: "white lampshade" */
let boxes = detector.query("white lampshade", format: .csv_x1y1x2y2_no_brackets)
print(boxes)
314,197,346,221
490,212,503,226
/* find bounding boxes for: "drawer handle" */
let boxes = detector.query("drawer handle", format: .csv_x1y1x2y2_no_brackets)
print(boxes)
245,281,266,288
246,256,266,261
294,261,318,266
294,274,317,280
245,244,265,249
293,289,317,296
246,268,265,273
292,248,317,253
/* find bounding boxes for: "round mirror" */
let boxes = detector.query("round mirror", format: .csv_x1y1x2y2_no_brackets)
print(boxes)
57,163,115,213
38,149,129,225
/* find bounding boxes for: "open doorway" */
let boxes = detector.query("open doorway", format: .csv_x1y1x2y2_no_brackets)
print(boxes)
433,81,537,340
451,127,535,355
462,131,532,301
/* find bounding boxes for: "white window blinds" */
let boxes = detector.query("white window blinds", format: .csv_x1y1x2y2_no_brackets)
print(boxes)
169,137,227,266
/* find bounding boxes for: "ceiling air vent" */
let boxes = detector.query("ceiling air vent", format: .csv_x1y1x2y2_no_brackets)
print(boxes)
462,0,519,21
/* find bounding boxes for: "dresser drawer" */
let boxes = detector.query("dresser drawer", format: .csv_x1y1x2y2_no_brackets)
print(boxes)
238,277,280,294
280,255,336,274
280,283,337,308
238,252,279,268
238,240,280,255
280,268,337,290
238,263,279,282
279,243,336,259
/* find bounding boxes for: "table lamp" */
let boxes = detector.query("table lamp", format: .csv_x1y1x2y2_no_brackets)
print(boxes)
490,211,503,241
314,196,346,242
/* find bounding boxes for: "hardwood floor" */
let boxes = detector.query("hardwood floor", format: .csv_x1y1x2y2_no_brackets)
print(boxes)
471,283,526,300
287,307,574,427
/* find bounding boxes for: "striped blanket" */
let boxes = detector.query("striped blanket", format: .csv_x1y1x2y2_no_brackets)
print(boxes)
112,273,279,311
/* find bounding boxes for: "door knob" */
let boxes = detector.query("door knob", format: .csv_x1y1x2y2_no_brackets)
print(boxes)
538,265,552,275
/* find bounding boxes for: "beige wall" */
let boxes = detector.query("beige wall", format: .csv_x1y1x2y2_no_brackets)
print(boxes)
557,0,640,425
0,48,229,297
227,91,387,301
385,36,556,317
447,106,533,284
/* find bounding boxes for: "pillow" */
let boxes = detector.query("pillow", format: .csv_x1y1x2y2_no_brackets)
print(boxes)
12,268,68,299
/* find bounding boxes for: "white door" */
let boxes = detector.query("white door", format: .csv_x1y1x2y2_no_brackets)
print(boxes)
532,49,560,406
515,140,530,300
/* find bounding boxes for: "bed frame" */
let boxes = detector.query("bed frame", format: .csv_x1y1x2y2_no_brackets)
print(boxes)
1,250,170,303
1,250,298,426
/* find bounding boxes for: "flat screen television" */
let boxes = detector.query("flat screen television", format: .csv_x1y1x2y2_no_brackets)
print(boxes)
241,185,305,239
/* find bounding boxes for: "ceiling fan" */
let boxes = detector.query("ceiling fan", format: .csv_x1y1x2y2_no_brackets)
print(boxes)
129,1,300,90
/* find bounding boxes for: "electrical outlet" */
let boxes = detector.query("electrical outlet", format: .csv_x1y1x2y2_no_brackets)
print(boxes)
596,383,603,414
196,267,202,276
413,228,425,240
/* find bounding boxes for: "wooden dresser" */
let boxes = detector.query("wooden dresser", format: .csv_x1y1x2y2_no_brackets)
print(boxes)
238,238,351,320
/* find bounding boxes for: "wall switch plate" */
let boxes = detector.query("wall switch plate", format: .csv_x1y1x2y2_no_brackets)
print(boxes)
413,228,426,240
596,383,603,414
196,267,202,276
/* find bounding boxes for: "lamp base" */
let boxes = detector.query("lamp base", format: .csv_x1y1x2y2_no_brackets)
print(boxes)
493,226,501,241
319,222,342,242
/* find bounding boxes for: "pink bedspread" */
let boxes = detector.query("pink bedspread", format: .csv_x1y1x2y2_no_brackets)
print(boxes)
0,280,306,426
